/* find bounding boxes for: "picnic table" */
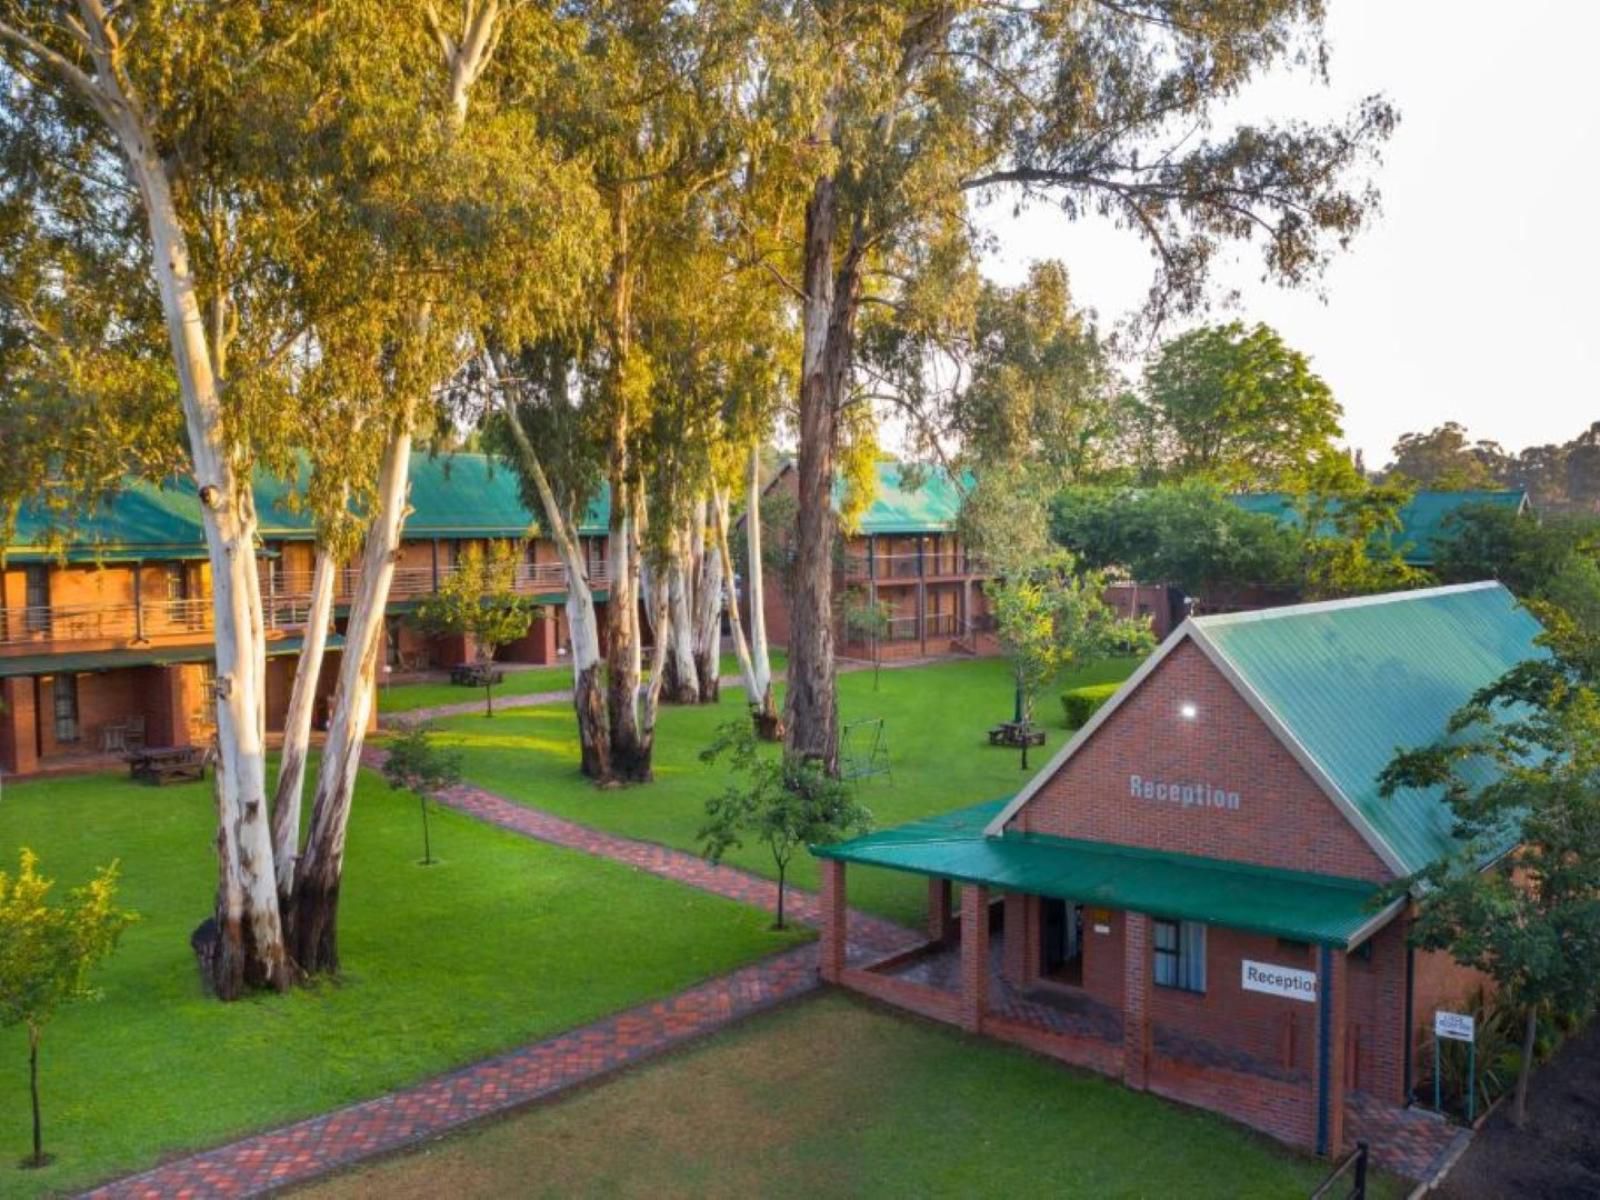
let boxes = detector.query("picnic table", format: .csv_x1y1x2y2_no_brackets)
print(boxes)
127,745,208,786
450,662,505,688
988,720,1046,749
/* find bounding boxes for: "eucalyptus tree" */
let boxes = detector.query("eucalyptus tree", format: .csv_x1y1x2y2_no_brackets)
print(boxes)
0,0,367,995
288,0,602,974
757,0,1397,771
0,0,599,989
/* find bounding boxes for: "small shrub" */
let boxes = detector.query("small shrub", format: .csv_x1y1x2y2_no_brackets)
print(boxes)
1061,683,1119,729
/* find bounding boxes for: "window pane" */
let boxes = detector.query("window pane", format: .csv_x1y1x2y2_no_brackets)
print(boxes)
1153,920,1178,951
1180,922,1207,992
1153,951,1176,988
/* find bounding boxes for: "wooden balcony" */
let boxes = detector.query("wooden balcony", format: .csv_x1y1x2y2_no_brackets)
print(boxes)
0,560,608,655
842,552,989,583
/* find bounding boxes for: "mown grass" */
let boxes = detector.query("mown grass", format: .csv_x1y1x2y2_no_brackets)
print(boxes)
425,655,1138,928
0,764,806,1196
377,650,790,713
305,992,1390,1200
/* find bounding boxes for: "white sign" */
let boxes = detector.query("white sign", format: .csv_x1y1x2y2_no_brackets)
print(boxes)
1435,1011,1475,1042
1241,960,1318,1003
1129,774,1241,812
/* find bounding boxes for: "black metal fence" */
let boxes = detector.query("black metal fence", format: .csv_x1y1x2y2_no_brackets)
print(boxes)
1310,1140,1369,1200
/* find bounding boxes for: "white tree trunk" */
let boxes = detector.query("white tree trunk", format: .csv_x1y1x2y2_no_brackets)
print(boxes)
745,445,773,700
495,377,611,778
292,419,413,972
641,569,671,744
270,547,336,903
666,526,700,702
90,55,288,995
712,479,778,736
692,498,723,701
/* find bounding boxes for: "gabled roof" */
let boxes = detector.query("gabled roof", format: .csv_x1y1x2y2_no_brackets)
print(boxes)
1229,489,1529,565
763,459,972,535
7,453,610,560
985,581,1546,877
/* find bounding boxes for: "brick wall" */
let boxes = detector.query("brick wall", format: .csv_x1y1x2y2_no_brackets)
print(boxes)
1013,639,1394,883
1146,923,1319,1080
1345,917,1410,1104
1410,934,1496,1093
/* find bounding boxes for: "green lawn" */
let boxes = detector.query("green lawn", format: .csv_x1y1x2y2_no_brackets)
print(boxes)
306,992,1382,1199
426,655,1138,928
0,766,806,1196
377,650,790,713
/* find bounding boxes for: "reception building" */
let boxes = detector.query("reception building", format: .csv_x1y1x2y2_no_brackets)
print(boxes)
812,581,1539,1160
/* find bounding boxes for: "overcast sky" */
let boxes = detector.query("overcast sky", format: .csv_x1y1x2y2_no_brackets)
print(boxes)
977,0,1598,468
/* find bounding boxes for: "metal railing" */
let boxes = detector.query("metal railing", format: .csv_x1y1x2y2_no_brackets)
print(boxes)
1,558,607,651
841,551,989,580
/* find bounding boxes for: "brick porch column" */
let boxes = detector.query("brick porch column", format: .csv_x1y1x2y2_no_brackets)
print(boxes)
0,677,38,776
533,612,558,664
1123,911,1152,1090
927,877,954,943
818,860,848,983
1317,945,1350,1156
1002,893,1038,988
959,884,990,1032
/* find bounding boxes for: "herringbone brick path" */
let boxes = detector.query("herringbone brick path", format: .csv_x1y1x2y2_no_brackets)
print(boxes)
82,751,920,1198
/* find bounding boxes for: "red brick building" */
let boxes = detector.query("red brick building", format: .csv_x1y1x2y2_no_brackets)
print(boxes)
1,454,609,776
752,461,998,661
813,581,1539,1158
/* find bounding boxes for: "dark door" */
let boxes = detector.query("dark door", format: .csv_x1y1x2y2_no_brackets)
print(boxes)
1040,898,1084,984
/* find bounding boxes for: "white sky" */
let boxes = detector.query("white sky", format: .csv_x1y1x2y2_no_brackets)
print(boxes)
976,0,1600,468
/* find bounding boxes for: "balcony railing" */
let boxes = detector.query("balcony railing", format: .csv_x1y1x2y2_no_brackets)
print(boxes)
841,551,988,581
0,559,608,651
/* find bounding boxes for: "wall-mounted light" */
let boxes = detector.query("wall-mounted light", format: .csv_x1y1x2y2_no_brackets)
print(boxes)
1179,702,1198,720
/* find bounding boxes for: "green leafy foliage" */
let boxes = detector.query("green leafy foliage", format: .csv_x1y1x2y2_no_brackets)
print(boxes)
699,722,871,929
1433,505,1600,604
0,851,134,1167
986,551,1154,766
415,542,533,716
381,728,465,867
1061,683,1120,730
1130,323,1345,489
1379,605,1600,1125
1052,481,1299,600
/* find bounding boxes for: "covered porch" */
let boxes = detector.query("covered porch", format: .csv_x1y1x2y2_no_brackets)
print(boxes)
813,801,1400,1160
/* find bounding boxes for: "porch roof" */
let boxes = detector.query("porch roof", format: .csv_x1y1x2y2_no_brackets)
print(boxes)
0,634,341,678
812,800,1394,948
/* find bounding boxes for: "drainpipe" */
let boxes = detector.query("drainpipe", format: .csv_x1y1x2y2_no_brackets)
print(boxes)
1403,943,1415,1101
1316,943,1333,1156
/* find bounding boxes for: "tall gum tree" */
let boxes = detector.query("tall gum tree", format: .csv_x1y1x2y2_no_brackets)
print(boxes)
289,0,602,973
760,0,1397,771
0,0,349,996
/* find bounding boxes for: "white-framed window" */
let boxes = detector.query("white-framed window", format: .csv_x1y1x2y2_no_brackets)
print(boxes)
1153,919,1206,993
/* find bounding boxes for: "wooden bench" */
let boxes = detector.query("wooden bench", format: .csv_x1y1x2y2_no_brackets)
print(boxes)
988,721,1046,748
127,746,208,786
450,662,505,688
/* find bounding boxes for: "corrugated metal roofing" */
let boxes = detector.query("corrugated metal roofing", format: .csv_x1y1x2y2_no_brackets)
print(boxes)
7,454,609,558
9,481,212,561
1229,489,1527,565
1194,582,1544,875
828,462,973,535
813,799,1387,946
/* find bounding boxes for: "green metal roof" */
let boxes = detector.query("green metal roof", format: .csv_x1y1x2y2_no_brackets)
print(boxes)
7,454,609,558
1229,489,1527,565
828,461,973,535
0,633,341,678
9,480,212,562
814,799,1388,947
1194,582,1543,875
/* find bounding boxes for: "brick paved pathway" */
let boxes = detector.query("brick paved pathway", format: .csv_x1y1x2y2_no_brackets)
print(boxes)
1345,1089,1471,1182
86,947,822,1199
83,751,921,1198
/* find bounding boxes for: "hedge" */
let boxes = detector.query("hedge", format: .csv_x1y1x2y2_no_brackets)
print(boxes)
1061,682,1120,730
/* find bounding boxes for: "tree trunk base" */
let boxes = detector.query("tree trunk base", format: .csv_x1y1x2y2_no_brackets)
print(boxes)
752,708,785,741
289,881,342,978
574,664,612,782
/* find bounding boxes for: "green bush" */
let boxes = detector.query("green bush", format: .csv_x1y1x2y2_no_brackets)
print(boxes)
1061,683,1120,729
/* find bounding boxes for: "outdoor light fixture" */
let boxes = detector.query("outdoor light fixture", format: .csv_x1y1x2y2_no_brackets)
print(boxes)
1179,702,1198,720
